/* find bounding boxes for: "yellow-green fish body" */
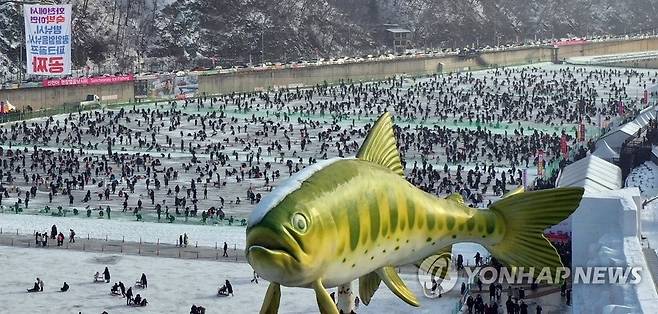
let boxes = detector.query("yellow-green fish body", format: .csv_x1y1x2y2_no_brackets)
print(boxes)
246,113,584,314
291,158,505,287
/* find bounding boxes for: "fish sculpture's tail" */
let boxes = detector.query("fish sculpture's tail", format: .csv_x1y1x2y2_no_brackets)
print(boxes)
482,187,584,282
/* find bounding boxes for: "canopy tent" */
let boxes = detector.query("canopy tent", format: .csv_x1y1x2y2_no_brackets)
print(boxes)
557,155,622,194
0,100,15,113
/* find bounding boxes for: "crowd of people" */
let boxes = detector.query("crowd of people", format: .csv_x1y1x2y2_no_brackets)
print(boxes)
33,225,75,247
0,65,653,226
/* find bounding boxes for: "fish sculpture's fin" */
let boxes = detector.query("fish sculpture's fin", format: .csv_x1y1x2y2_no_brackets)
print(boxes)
445,193,464,204
375,266,420,307
312,280,339,314
502,186,525,198
358,271,381,305
259,282,281,314
356,112,404,177
484,187,584,283
415,245,453,279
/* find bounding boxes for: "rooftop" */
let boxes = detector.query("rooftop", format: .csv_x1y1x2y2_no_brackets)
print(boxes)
385,28,411,34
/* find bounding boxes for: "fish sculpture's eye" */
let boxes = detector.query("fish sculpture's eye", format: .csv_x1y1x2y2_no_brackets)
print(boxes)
292,213,308,232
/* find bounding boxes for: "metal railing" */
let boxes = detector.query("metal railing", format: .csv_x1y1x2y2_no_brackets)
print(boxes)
0,227,246,262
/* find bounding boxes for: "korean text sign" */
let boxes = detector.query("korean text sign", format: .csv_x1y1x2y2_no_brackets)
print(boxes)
24,4,72,75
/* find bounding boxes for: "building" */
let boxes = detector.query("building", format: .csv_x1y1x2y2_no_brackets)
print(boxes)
385,28,412,53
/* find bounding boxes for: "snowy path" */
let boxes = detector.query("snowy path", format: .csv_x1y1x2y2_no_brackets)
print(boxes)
0,213,248,248
0,232,247,262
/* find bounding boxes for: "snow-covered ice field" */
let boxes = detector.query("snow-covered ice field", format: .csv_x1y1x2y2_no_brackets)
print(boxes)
0,246,462,314
626,161,658,198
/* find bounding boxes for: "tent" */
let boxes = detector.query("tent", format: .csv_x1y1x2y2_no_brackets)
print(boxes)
592,140,620,162
0,100,16,114
557,155,622,194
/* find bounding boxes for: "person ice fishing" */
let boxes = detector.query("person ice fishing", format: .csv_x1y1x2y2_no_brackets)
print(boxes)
111,283,121,295
133,294,142,306
218,280,233,296
245,113,584,314
27,278,41,293
60,282,69,292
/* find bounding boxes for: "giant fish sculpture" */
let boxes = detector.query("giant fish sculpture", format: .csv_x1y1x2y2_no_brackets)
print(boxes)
246,112,584,313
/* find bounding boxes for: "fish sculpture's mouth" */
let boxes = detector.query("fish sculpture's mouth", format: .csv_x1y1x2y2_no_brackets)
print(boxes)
246,225,306,285
248,246,297,263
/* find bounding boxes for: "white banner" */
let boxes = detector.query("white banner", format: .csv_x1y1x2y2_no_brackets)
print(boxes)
24,4,72,76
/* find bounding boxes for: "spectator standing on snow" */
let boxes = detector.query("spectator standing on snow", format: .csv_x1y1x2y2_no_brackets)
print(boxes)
126,287,133,305
251,271,259,284
103,267,111,283
57,232,64,246
226,280,233,296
